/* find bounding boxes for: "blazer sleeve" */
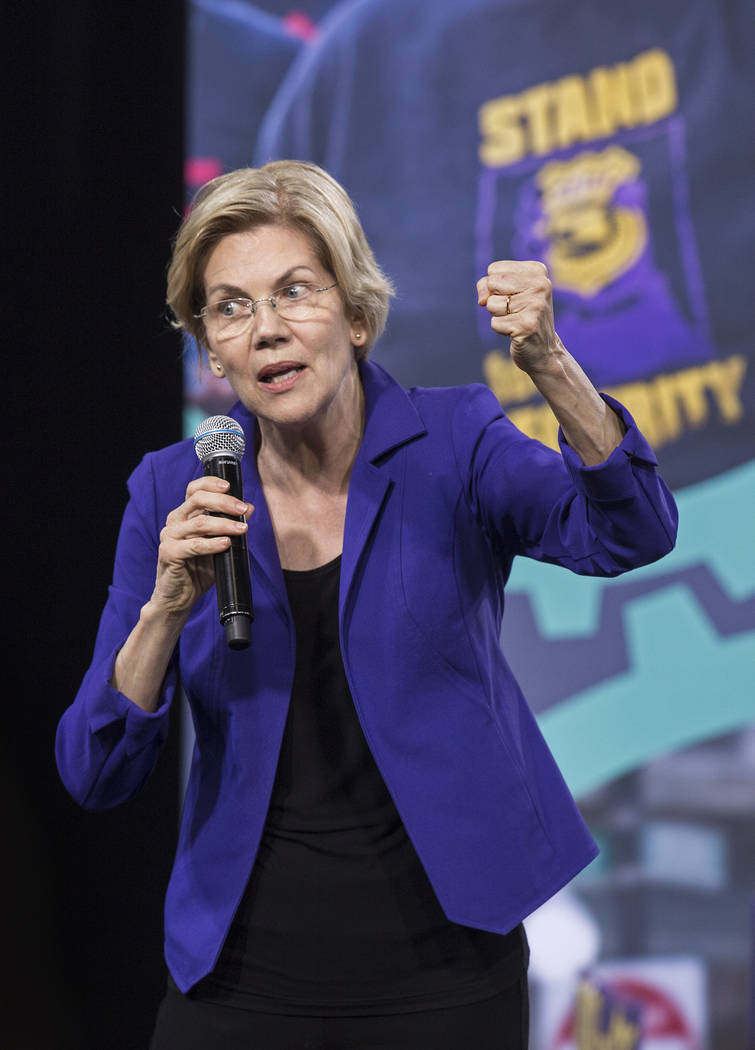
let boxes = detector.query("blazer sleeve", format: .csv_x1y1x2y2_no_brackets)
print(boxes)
55,453,178,811
457,385,678,576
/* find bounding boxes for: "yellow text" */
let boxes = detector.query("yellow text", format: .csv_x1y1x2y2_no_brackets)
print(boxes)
479,49,677,167
483,353,748,453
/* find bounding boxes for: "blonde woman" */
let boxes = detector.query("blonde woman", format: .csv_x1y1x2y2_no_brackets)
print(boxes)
56,161,677,1049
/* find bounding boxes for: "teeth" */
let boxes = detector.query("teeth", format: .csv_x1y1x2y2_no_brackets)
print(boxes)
265,367,301,384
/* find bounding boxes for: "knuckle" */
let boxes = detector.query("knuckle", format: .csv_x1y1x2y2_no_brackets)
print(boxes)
159,521,180,546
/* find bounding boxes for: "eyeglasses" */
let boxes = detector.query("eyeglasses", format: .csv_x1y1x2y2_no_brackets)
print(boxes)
195,281,338,341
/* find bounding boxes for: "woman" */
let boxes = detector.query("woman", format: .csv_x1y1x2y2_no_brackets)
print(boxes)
56,161,678,1049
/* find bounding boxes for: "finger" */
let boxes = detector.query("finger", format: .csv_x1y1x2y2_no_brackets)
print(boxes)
485,292,524,317
487,260,514,276
186,475,231,497
481,276,523,310
160,532,236,562
488,314,519,338
484,260,550,293
489,304,549,341
488,259,549,278
162,511,248,544
171,488,251,524
185,476,253,517
477,275,519,306
489,314,539,341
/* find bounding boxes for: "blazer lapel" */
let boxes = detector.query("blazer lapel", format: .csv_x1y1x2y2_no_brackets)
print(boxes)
340,362,426,618
232,409,290,621
229,362,426,622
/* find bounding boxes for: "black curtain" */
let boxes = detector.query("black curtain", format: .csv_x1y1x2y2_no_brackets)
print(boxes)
5,3,185,1046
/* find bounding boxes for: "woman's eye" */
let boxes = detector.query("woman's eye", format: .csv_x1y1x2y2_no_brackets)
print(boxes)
211,299,250,319
279,283,309,301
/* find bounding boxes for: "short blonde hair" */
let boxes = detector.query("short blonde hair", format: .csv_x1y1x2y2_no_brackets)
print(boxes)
167,161,395,360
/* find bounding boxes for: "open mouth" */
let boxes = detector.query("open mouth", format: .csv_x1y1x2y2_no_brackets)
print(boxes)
259,364,305,385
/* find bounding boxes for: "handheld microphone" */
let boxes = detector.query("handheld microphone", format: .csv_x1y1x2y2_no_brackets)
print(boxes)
193,415,253,650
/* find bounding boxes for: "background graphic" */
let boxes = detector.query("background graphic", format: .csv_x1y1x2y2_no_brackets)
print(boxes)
183,2,755,1046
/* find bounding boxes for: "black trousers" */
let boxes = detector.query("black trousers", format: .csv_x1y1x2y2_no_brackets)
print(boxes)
149,977,529,1050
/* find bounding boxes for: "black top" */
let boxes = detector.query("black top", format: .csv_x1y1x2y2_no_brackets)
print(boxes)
194,556,526,1015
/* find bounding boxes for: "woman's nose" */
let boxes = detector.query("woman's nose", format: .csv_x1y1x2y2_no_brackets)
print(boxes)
252,300,290,348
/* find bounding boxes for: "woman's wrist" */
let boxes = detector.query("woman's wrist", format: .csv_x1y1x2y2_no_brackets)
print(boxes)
110,599,187,712
524,339,625,465
142,592,192,634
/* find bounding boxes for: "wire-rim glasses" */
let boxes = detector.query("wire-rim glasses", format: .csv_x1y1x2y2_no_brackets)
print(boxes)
195,282,338,341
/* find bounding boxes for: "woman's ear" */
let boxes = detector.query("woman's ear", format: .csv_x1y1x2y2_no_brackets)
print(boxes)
350,321,365,347
207,350,225,377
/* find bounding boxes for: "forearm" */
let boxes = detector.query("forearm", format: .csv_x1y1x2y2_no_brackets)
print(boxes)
527,335,625,465
111,599,188,712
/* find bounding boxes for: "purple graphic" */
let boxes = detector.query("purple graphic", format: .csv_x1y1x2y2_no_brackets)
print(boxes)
477,119,716,387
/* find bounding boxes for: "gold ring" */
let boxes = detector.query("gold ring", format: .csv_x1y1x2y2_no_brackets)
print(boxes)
504,295,511,315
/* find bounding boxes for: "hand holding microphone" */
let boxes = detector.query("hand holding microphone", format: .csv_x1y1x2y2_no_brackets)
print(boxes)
148,415,253,651
193,416,254,649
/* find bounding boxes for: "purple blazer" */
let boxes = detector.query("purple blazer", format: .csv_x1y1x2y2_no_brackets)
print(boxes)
55,360,678,992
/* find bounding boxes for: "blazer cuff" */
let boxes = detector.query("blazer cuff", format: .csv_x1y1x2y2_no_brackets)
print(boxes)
84,645,175,751
558,393,658,503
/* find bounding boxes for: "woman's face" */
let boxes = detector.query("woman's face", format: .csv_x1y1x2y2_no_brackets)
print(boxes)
202,224,362,433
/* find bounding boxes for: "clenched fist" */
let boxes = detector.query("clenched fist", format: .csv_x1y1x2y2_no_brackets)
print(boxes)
477,260,565,376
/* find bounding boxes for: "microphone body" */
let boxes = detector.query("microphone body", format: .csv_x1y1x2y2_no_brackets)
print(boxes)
194,417,253,650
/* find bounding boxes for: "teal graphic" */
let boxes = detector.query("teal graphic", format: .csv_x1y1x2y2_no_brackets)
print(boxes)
506,460,755,796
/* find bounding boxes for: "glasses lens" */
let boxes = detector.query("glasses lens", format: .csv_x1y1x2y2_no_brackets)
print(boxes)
274,283,315,320
203,284,332,340
206,300,252,340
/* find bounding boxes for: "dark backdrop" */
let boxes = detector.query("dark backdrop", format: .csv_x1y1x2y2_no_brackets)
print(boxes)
5,3,185,1046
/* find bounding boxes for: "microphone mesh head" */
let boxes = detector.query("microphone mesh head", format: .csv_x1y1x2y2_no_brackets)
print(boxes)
194,415,246,462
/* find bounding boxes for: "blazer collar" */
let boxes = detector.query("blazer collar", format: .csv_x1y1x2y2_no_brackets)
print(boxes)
356,359,427,463
227,360,426,615
229,358,426,472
